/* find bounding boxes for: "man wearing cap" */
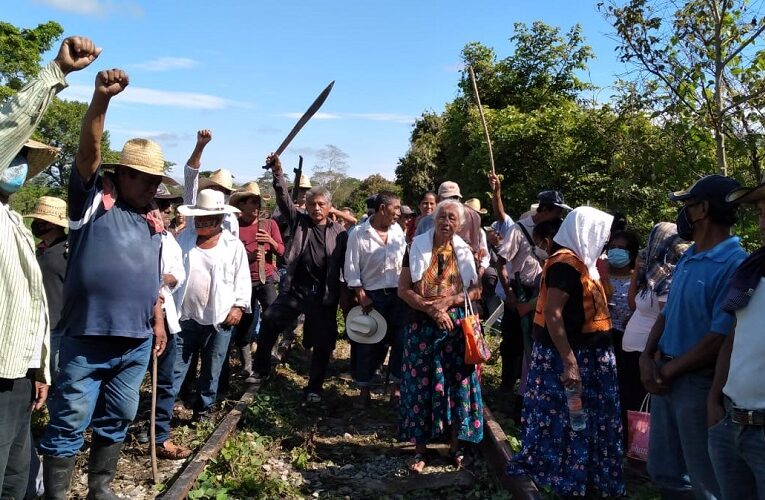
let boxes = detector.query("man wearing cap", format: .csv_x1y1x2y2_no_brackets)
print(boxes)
252,153,347,403
23,197,69,381
229,182,284,381
172,189,250,420
345,191,407,406
640,175,747,499
707,177,765,499
39,69,170,499
0,35,101,499
490,173,570,393
183,129,239,237
398,205,416,242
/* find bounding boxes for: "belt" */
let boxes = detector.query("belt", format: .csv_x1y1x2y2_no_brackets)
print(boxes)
369,287,398,295
731,407,765,426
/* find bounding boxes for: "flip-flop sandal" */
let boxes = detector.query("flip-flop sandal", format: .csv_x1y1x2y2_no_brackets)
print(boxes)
408,452,427,474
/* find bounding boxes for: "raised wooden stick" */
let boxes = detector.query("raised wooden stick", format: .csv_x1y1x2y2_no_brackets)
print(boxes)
150,350,159,483
468,65,496,176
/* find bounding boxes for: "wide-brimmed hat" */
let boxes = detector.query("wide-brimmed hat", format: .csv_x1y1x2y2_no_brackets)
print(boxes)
229,182,272,206
22,196,67,228
198,169,235,193
670,174,741,205
726,174,765,204
298,175,312,189
464,198,488,214
154,183,183,202
22,139,60,181
438,181,462,199
346,306,387,344
102,138,175,184
177,189,240,217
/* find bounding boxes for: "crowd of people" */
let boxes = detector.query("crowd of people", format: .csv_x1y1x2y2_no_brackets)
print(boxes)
1,35,765,500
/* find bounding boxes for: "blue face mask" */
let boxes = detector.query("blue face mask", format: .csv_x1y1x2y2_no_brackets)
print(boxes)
607,248,631,268
1,153,29,194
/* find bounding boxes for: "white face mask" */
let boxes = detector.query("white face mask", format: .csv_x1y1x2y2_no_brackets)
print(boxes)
534,246,549,261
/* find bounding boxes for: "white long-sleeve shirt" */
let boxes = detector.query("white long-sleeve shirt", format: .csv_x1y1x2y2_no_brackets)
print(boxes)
344,218,406,291
160,232,185,334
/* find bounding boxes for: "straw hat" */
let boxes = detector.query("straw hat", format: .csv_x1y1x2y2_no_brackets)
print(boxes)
102,138,175,184
23,140,60,181
199,169,234,193
298,175,312,189
346,306,387,344
23,196,67,228
229,182,272,206
464,198,487,214
177,189,240,217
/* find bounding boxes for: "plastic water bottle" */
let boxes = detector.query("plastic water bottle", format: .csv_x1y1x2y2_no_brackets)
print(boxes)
565,385,587,431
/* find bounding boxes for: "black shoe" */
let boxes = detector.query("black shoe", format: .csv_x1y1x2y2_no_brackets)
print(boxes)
43,455,76,500
87,442,123,500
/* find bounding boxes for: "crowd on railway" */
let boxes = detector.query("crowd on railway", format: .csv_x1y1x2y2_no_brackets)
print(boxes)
2,36,765,500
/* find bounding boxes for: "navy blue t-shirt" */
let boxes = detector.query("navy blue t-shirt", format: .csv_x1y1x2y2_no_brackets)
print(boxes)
60,168,161,338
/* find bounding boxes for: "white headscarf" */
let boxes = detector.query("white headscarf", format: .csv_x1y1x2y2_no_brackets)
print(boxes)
553,206,614,280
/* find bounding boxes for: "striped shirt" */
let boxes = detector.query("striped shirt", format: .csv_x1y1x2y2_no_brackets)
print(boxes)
0,61,67,172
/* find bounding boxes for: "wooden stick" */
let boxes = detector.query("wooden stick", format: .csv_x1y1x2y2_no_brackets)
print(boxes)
150,349,159,483
468,65,496,176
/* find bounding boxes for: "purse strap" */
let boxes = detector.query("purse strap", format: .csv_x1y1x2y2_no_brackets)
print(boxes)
639,394,651,413
463,289,474,316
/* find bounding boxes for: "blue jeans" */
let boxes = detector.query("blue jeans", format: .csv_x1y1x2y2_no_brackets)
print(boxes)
647,367,721,499
350,289,405,387
708,399,765,500
40,336,152,457
153,333,177,444
173,320,232,413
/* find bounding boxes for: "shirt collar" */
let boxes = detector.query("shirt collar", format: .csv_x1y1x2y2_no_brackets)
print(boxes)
685,236,743,263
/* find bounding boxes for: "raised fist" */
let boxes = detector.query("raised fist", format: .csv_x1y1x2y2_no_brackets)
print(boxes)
95,69,129,98
54,36,102,74
265,153,282,173
197,129,212,146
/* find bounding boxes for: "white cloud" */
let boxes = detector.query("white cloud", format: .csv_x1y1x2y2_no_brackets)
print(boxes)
34,0,143,16
60,85,252,110
132,57,198,72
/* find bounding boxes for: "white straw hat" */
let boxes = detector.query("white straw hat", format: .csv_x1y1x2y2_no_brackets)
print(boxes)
177,189,241,217
346,306,387,344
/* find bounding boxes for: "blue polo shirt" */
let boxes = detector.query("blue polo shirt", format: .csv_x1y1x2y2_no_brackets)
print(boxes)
60,167,161,339
659,236,747,357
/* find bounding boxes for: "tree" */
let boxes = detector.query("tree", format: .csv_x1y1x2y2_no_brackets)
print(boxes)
603,0,765,175
345,174,401,215
0,21,63,101
312,144,349,193
395,112,444,204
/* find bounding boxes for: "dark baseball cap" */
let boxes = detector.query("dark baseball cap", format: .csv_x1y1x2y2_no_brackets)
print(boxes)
669,175,741,204
537,190,572,210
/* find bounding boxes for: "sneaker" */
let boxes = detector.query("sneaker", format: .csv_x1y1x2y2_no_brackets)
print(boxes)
305,392,322,403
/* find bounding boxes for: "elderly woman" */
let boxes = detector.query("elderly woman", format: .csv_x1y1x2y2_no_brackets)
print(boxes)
507,206,625,498
397,199,483,473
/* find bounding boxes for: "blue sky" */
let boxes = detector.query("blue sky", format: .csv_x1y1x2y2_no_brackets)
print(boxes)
9,0,627,183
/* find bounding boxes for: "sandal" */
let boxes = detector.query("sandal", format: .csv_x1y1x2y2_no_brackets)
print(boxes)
156,440,192,460
449,447,473,470
408,452,427,474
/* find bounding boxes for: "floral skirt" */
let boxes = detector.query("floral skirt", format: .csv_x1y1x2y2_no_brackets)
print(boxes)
506,342,625,497
398,307,484,445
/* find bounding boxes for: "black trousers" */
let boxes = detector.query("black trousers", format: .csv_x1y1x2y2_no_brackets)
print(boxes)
0,375,34,500
253,292,338,393
499,284,535,389
234,278,279,347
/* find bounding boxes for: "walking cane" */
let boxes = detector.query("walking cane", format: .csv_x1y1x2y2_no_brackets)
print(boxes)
468,65,496,176
150,349,159,483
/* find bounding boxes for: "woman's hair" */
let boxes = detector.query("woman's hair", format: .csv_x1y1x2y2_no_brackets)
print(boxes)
609,230,641,269
433,199,465,227
532,219,562,241
419,190,437,203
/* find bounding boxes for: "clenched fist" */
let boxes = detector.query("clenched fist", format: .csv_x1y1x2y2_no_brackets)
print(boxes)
265,152,282,173
54,36,102,74
94,69,129,98
197,129,213,147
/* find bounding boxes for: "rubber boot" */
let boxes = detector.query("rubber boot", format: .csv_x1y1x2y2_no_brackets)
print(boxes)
86,442,123,500
240,344,253,377
43,455,76,500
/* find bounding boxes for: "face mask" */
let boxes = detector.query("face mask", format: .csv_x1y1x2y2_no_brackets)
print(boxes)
676,204,700,241
0,154,29,194
534,246,549,261
30,220,50,238
607,248,631,268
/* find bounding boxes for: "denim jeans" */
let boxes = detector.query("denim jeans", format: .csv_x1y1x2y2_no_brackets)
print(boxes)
40,336,152,457
153,333,177,444
350,288,405,387
647,367,721,499
0,375,33,499
708,399,765,500
173,320,232,413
